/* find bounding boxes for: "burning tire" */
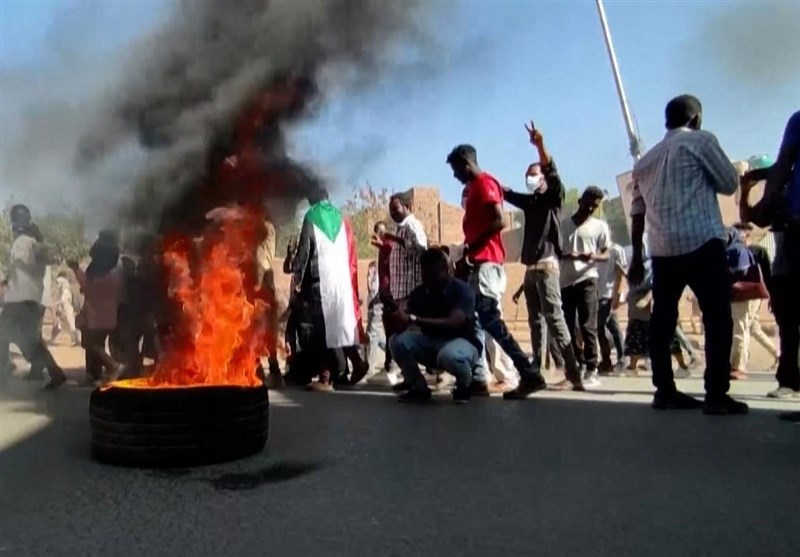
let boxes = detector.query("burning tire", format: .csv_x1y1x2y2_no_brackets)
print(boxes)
90,384,269,468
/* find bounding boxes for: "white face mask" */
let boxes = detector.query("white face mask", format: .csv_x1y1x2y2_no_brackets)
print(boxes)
526,174,544,193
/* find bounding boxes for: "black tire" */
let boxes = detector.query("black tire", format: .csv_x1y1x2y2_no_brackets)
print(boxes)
90,384,269,468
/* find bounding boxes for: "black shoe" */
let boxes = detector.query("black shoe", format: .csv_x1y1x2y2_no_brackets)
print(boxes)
598,360,614,374
503,376,547,400
652,390,702,410
470,381,490,397
452,387,471,404
703,395,749,416
392,381,411,392
398,388,432,403
779,411,800,423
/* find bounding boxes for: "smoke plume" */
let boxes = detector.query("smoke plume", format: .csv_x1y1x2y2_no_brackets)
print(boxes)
4,0,426,242
701,1,800,85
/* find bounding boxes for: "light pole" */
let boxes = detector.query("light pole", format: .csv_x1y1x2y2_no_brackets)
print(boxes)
595,0,641,161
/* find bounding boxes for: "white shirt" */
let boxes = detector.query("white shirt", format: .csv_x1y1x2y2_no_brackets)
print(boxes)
5,235,46,304
631,128,738,257
597,244,627,300
56,276,73,305
559,216,610,288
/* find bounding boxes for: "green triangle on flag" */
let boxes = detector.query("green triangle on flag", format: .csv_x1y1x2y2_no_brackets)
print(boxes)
306,200,342,242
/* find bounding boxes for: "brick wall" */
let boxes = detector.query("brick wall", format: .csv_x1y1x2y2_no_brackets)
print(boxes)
273,184,774,327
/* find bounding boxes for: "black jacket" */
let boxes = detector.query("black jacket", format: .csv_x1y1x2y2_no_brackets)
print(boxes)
503,159,565,265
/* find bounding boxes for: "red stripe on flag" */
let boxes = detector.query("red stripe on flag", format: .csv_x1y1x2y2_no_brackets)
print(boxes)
344,218,365,343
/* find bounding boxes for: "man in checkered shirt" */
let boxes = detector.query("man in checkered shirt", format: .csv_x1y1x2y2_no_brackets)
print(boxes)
385,192,428,304
629,94,747,416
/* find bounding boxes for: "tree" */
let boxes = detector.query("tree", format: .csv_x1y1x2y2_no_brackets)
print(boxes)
341,184,391,259
603,196,630,245
0,206,90,274
563,187,581,217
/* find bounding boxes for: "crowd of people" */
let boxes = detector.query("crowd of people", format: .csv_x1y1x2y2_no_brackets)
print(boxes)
1,96,798,420
277,95,799,417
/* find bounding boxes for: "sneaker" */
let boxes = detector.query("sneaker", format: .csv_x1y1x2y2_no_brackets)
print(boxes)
548,379,586,392
470,381,491,397
582,371,602,388
613,361,627,375
673,367,692,379
651,390,702,410
398,388,432,403
452,387,471,404
766,386,799,399
702,395,749,416
503,376,548,400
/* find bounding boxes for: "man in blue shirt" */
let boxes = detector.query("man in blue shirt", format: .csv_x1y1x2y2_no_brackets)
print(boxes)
741,109,800,415
388,248,481,403
781,111,800,218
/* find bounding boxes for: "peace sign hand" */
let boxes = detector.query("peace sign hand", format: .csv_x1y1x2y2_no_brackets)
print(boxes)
524,120,544,148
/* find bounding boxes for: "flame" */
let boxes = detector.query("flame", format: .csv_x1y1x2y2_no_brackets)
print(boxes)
111,207,268,389
105,80,308,390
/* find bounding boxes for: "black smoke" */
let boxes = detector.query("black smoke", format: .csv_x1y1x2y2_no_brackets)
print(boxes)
75,0,425,240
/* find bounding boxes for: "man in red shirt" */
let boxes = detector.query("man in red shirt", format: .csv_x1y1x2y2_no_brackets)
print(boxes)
447,144,547,398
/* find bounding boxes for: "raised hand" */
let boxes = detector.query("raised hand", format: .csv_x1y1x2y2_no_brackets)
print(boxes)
524,120,544,148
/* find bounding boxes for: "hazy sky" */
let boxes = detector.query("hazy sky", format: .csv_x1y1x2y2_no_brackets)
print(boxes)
1,0,798,211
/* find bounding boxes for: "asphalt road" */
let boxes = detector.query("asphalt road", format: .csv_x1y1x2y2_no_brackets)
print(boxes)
1,373,798,557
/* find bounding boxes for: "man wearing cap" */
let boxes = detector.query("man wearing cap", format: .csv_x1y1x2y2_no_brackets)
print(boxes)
740,109,800,407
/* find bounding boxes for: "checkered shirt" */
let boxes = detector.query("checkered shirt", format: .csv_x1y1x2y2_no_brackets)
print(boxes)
388,214,427,300
631,128,739,257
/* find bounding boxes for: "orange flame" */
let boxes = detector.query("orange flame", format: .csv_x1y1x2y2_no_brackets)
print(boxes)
112,207,267,389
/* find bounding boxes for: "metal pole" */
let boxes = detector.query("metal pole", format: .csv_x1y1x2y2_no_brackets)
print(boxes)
595,0,641,161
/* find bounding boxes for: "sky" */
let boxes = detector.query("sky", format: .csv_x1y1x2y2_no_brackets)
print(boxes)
1,0,798,213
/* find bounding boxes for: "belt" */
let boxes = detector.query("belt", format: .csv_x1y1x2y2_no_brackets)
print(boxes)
526,261,558,271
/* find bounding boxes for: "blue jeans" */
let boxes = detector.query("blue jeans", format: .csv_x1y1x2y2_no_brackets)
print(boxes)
389,331,479,390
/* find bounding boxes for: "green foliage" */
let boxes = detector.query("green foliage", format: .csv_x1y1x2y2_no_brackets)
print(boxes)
603,196,631,245
563,187,581,217
561,188,630,245
341,184,391,259
0,206,89,273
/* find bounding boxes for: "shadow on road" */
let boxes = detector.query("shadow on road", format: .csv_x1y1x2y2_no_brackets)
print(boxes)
1,378,799,556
